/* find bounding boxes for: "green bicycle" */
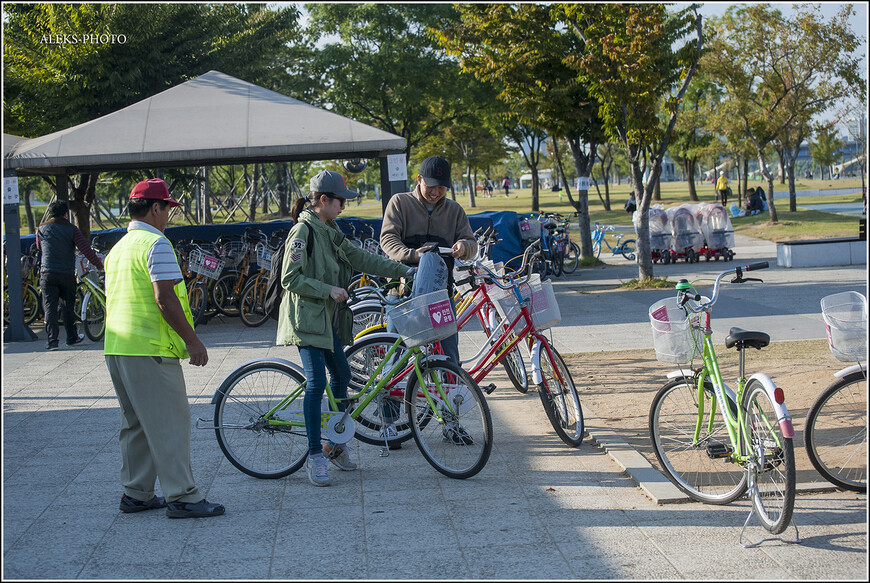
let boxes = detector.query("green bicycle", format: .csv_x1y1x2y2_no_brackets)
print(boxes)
648,262,798,542
202,287,493,480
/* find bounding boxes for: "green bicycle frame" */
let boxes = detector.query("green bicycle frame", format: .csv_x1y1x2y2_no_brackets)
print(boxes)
262,337,456,430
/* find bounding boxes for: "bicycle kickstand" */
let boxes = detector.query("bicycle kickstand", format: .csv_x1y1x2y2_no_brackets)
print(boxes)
738,481,802,548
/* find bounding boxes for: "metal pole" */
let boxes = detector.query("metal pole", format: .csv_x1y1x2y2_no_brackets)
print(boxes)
3,170,38,342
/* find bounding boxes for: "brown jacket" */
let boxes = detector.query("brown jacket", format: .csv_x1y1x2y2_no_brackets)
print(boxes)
380,187,478,266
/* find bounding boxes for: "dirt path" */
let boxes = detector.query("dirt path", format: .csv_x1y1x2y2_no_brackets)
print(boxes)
563,339,856,485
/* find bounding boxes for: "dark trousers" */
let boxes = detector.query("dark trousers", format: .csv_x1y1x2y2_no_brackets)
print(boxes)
40,271,79,346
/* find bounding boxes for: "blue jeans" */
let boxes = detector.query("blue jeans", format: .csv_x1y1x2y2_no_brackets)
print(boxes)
297,330,351,456
383,252,459,423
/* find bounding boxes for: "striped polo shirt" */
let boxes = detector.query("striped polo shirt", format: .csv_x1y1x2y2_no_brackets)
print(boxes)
127,221,183,283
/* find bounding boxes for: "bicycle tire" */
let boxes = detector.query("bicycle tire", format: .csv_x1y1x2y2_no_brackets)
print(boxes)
620,239,637,261
82,291,105,341
5,284,41,326
649,377,748,504
406,358,492,479
744,379,796,534
239,276,270,328
344,334,415,447
550,243,564,277
213,360,309,479
562,242,580,274
502,335,530,394
187,282,207,327
213,271,243,317
804,370,866,493
536,344,584,447
351,304,387,339
592,241,602,259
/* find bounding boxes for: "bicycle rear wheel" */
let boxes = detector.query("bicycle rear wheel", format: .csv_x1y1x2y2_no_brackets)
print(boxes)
562,242,580,274
744,379,796,534
804,370,867,492
344,334,415,447
187,281,207,327
213,361,308,479
550,244,564,277
406,358,492,479
620,239,637,260
536,344,584,447
82,291,105,341
649,378,747,504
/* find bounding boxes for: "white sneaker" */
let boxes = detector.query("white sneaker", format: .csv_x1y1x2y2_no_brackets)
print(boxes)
379,424,399,439
323,442,358,471
306,453,331,486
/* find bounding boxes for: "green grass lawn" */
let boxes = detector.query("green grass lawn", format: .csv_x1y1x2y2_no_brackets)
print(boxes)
14,178,864,242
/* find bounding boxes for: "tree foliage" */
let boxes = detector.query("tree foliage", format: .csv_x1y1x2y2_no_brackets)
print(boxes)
702,3,865,222
563,4,703,280
304,3,463,162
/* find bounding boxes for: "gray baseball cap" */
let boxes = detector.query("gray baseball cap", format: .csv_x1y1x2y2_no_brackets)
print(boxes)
309,170,359,199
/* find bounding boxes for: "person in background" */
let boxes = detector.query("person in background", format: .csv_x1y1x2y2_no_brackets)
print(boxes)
716,171,730,207
502,176,511,197
103,178,224,519
36,200,104,351
278,170,412,487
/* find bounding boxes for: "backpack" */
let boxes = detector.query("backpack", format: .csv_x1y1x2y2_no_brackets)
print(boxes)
264,224,314,321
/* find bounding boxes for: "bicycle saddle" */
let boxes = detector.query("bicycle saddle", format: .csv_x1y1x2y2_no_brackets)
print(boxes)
725,327,770,350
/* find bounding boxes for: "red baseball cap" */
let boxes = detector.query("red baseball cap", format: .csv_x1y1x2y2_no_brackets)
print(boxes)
129,178,181,208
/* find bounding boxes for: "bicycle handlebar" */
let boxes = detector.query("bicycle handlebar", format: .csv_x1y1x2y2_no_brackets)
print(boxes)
679,261,769,313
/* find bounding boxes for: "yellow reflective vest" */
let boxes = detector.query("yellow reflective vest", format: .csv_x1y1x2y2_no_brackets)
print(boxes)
104,228,192,358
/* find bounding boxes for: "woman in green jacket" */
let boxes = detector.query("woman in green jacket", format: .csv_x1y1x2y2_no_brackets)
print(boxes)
279,170,412,487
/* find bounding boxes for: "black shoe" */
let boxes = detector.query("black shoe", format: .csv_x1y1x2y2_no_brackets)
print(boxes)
442,424,474,446
46,343,59,351
166,499,225,519
119,494,167,513
66,333,85,346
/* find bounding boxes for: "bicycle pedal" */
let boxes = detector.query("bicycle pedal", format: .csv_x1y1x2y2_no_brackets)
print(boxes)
483,383,497,395
706,443,733,459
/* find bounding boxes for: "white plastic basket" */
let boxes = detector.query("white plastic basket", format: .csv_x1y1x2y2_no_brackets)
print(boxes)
529,278,561,330
649,297,696,364
220,240,248,268
256,242,276,272
387,289,457,348
821,291,867,362
74,252,106,278
189,248,224,280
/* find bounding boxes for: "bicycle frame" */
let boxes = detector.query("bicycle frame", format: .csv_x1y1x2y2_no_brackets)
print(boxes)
671,271,795,466
78,270,105,320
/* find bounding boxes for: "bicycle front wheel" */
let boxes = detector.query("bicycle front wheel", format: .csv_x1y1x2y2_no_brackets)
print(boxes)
804,370,867,492
649,378,747,504
562,242,580,274
344,334,415,447
213,272,243,317
82,291,105,341
744,379,796,534
536,345,584,447
550,245,564,277
406,358,492,479
239,277,270,327
213,361,309,479
187,281,207,327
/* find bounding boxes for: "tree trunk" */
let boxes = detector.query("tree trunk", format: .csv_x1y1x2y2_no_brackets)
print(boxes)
754,146,779,223
631,149,654,281
686,160,698,201
277,162,288,217
564,138,596,258
741,158,749,207
68,173,98,240
653,175,661,201
777,149,786,185
247,165,257,223
23,189,35,233
466,164,476,208
786,158,798,212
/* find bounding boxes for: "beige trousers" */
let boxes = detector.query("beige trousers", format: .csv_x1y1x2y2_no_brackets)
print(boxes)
105,355,201,503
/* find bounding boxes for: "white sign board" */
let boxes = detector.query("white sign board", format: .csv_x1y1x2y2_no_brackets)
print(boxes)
576,176,590,191
4,176,20,204
387,154,407,182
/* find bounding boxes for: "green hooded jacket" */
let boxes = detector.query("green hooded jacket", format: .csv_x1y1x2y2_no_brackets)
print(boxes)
276,208,409,351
